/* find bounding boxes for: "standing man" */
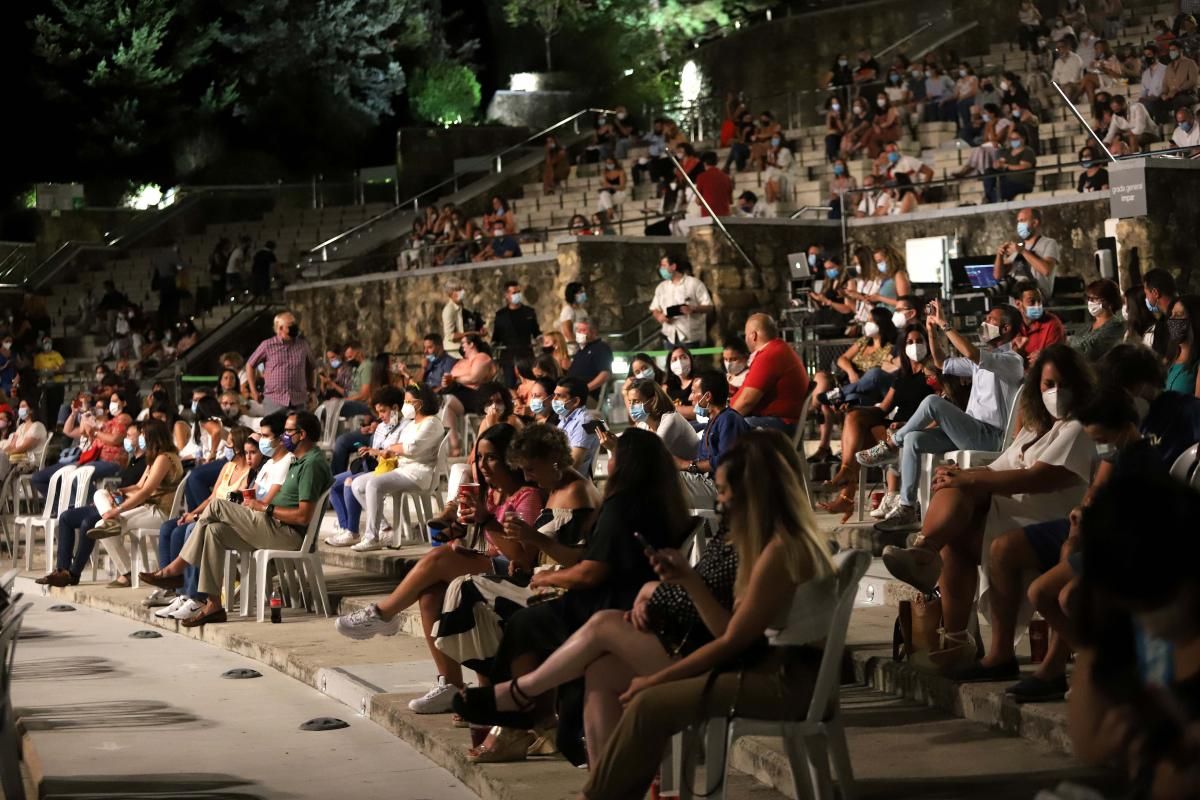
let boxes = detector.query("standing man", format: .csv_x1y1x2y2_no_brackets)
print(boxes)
993,207,1061,298
693,151,733,217
492,281,541,387
650,256,714,349
441,281,480,355
227,236,251,295
567,320,613,401
245,311,317,413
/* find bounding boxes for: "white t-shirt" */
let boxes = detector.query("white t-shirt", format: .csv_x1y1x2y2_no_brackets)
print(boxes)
254,452,295,501
890,155,927,182
650,275,714,345
393,416,445,487
559,303,589,329
1172,123,1200,148
227,246,246,276
638,412,699,461
1106,102,1153,141
1051,52,1085,85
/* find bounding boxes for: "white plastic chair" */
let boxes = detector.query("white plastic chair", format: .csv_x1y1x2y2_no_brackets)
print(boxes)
128,481,188,588
388,434,451,547
13,465,75,571
224,546,257,617
683,510,719,566
14,442,51,516
252,488,333,621
315,400,344,456
43,465,95,577
661,549,870,800
1168,442,1199,484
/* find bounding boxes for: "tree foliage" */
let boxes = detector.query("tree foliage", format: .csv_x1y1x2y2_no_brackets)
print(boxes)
410,62,481,126
503,0,586,71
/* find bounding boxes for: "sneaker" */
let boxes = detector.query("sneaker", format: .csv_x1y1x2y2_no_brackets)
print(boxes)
350,533,384,552
407,676,459,713
817,387,843,406
325,530,361,548
874,503,921,534
870,492,899,520
881,544,943,594
154,595,188,618
142,588,177,608
168,598,204,620
856,439,898,467
1005,674,1068,704
335,604,400,640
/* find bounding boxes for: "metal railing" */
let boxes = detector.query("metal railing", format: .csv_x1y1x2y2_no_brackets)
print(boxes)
666,153,756,271
0,243,35,286
790,205,834,219
305,107,615,266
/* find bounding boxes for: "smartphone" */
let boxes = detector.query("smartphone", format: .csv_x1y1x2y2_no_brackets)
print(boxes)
632,532,656,553
582,419,607,435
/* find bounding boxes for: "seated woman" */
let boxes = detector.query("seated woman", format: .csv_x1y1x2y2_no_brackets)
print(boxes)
622,378,698,463
512,357,537,417
344,384,445,552
478,382,525,432
820,323,937,522
179,395,229,509
334,423,543,713
808,307,897,462
521,378,558,427
1164,296,1200,398
664,345,698,420
626,352,665,386
148,426,255,618
31,389,132,498
952,103,1013,178
325,387,408,545
881,345,1097,675
60,419,184,589
452,429,692,764
531,352,562,383
485,430,835,799
1069,278,1124,361
0,398,47,482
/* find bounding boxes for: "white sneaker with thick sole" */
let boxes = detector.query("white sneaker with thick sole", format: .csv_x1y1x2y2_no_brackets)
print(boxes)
351,533,384,552
168,598,204,620
870,492,899,520
407,676,459,714
325,530,361,548
335,604,401,640
154,595,188,618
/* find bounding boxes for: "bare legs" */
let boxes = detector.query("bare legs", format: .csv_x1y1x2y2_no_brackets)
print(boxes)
918,486,989,632
810,371,840,452
376,546,490,619
982,528,1041,666
1028,554,1077,680
441,394,465,456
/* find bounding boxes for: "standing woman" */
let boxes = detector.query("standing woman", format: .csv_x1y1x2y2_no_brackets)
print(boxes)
0,398,48,482
575,431,836,800
559,283,589,345
543,136,570,195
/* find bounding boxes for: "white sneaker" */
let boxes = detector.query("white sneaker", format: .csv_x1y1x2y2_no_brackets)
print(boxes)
168,598,204,620
325,530,361,548
351,533,384,552
335,604,400,640
143,588,176,608
870,492,899,520
154,595,188,618
407,676,459,714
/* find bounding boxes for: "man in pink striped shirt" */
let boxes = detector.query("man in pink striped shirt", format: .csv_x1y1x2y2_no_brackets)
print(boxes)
245,311,317,412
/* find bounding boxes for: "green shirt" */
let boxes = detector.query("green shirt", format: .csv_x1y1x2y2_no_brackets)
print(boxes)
349,359,373,396
273,447,333,509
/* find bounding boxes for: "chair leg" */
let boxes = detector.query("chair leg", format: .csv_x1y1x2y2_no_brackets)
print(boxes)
130,536,141,588
781,732,821,800
703,719,731,800
254,553,271,622
823,719,857,800
239,550,255,616
44,522,57,580
222,551,237,613
306,555,331,616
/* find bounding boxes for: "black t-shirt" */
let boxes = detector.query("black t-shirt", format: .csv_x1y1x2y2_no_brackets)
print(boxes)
891,371,935,422
578,490,682,613
252,248,277,275
119,454,147,487
492,305,541,358
1142,391,1200,467
1077,168,1109,193
568,339,614,396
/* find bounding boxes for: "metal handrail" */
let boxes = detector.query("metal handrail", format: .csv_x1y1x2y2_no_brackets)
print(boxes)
306,107,614,262
157,293,281,383
666,153,756,271
790,205,834,219
874,20,935,60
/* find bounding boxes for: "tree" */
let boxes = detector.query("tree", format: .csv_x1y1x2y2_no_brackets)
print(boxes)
503,0,586,72
410,62,481,126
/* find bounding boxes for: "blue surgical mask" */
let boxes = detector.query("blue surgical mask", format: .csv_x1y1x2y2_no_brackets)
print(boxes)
222,445,236,461
876,261,888,273
1146,297,1159,313
191,400,199,414
576,291,588,304
551,398,569,417
330,358,341,369
833,164,845,176
1025,304,1044,320
1016,222,1032,239
259,438,275,457
137,433,147,451
770,136,781,147
629,403,648,423
658,267,671,280
807,253,817,267
1010,138,1023,150
887,151,900,164
1182,121,1194,133
825,268,840,280
17,407,27,421
634,368,654,380
694,403,710,423
510,292,523,305
425,353,436,363
124,439,134,454
529,397,545,415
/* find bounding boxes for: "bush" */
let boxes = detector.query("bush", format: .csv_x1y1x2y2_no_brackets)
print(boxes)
410,62,481,127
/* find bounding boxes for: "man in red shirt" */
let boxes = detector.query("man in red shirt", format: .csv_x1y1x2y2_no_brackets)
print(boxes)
694,151,733,217
731,313,810,430
1013,284,1065,362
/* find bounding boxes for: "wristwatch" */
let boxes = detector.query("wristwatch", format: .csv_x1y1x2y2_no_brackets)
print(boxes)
688,460,701,474
265,504,276,520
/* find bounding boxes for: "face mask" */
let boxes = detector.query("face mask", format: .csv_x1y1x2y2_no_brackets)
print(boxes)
281,432,298,452
454,290,465,303
0,341,10,350
887,151,900,164
95,373,104,382
575,332,588,346
258,438,275,457
576,291,588,304
424,352,438,364
329,358,341,369
1012,108,1022,119
838,58,848,67
1025,304,1044,320
981,112,991,122
890,74,901,83
831,102,841,112
124,439,134,454
724,360,746,375
42,342,51,352
892,310,910,328
863,322,880,337
924,71,932,78
137,433,147,451
629,402,649,423
905,342,928,362
979,321,1001,342
1010,138,1023,150
634,368,655,380
1042,387,1066,420
807,253,817,267
833,164,845,176
510,292,522,305
1087,300,1104,317
17,407,27,421
1000,80,1010,92
770,136,781,146
825,268,840,280
658,267,672,280
191,400,199,414
1170,50,1181,60
876,260,888,273
959,68,968,78
1146,296,1159,313
1167,318,1191,343
222,445,236,461
401,402,417,420
551,398,569,417
286,324,299,338
109,401,121,416
528,397,545,415
876,98,887,108
1182,121,1194,133
694,402,710,423
670,359,690,377
1016,221,1032,239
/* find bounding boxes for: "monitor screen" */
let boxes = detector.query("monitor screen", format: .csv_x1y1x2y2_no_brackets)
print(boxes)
963,263,999,289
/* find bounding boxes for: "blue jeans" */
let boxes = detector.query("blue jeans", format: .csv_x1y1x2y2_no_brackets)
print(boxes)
891,395,1003,507
331,430,369,474
34,460,120,499
840,367,896,406
185,458,228,508
983,175,1033,204
157,515,202,598
55,505,103,575
329,469,364,531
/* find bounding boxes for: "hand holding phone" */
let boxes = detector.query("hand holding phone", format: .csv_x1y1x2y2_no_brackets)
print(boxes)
632,532,655,553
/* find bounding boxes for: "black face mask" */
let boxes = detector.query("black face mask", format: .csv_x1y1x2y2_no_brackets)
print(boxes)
286,324,299,338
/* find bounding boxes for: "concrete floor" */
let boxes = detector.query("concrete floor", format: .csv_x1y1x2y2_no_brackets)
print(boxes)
10,587,478,800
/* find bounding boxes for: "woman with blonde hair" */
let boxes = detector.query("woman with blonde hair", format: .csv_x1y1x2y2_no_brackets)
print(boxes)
540,331,572,372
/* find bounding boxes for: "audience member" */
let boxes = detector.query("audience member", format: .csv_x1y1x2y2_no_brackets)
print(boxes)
1142,267,1179,356
1076,145,1110,192
1171,106,1200,155
732,313,809,430
723,337,750,390
664,345,699,420
993,207,1061,297
559,282,589,344
244,311,315,413
1014,284,1066,361
1165,295,1200,396
553,376,599,475
650,256,713,349
1071,278,1125,360
693,152,732,217
1163,41,1199,109
983,127,1037,203
1018,0,1046,52
492,281,541,387
566,320,613,400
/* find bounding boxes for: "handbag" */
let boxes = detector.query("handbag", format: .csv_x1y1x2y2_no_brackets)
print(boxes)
76,442,102,465
373,456,397,475
892,592,943,661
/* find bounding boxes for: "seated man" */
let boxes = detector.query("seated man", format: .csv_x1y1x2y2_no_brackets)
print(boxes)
553,376,600,476
859,300,1025,532
993,206,1060,298
1104,94,1159,151
567,319,613,400
982,127,1037,203
142,410,333,626
1013,284,1065,361
731,312,809,431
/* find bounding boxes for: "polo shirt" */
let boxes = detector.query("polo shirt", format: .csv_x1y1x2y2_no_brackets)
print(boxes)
272,447,333,509
696,407,751,477
735,338,810,424
348,359,372,396
942,344,1025,431
558,405,599,476
1018,312,1066,361
568,339,614,396
694,167,732,217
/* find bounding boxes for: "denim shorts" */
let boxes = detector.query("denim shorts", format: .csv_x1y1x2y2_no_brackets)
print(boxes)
1022,518,1071,573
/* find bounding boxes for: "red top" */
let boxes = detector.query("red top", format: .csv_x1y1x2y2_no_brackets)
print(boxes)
695,167,733,217
1017,312,1066,362
735,338,810,423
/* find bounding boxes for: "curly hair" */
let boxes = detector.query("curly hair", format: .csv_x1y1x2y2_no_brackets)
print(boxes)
507,423,573,471
1020,344,1096,436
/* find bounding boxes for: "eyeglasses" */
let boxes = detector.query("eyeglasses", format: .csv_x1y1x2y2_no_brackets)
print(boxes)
283,427,300,434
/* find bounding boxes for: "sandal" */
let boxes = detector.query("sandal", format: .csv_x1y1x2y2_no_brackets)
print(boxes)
821,464,858,491
817,486,858,524
451,678,536,729
806,446,833,464
466,727,535,763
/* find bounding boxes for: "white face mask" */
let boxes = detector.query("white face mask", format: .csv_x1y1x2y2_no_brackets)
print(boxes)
724,359,746,375
892,310,910,329
863,321,880,338
1042,387,1068,420
485,403,503,417
400,403,416,419
575,332,588,346
980,321,1001,343
109,401,121,416
633,368,655,380
669,359,690,377
1087,300,1104,317
905,343,928,362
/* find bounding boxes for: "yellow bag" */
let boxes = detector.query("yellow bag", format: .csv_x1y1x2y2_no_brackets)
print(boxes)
374,456,398,474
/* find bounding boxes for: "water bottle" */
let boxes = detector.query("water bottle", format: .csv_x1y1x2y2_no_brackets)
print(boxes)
270,590,282,624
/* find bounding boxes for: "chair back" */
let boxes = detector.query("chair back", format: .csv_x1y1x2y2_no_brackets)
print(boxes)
165,480,189,520
316,400,344,449
1000,383,1025,450
792,387,815,495
70,465,96,508
32,442,51,471
42,466,76,520
1169,442,1200,484
682,512,717,565
432,431,452,486
298,488,333,553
